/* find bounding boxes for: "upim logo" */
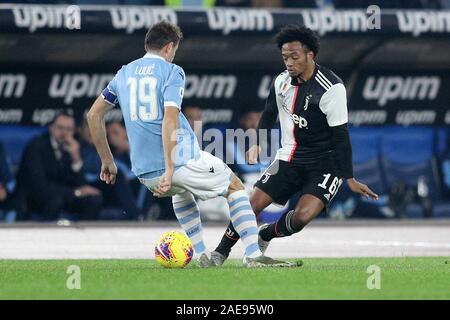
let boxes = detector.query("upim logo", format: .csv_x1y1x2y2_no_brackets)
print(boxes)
397,11,450,37
33,108,74,126
258,75,276,99
301,8,380,36
109,7,177,34
207,9,273,35
184,75,237,99
12,5,80,32
49,73,114,105
363,76,440,106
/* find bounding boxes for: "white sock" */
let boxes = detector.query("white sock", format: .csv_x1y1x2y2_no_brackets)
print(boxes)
227,190,262,258
172,192,206,256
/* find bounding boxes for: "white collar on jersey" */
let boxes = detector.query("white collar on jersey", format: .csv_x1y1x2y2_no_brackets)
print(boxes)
143,52,166,61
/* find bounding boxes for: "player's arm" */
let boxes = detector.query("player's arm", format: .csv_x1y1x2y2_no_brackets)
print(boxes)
320,83,378,200
247,84,279,164
154,66,185,197
86,95,117,184
153,107,180,197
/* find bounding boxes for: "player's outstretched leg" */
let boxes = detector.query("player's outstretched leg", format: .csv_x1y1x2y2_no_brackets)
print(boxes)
172,191,213,268
224,175,294,268
212,187,271,266
259,194,323,244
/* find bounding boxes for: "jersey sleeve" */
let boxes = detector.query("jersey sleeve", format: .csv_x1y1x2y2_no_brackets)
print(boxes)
163,66,185,110
319,83,348,127
101,72,120,106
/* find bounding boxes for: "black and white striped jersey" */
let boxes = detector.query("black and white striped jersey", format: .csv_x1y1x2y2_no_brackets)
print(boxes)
265,63,348,166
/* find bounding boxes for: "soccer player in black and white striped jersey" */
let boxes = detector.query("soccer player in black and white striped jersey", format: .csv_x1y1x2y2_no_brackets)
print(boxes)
211,25,378,265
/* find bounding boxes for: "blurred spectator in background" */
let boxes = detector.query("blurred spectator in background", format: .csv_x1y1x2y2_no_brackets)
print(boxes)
183,105,202,130
0,142,18,222
227,109,268,180
182,105,203,142
79,119,144,220
16,112,102,221
105,120,175,220
439,132,450,201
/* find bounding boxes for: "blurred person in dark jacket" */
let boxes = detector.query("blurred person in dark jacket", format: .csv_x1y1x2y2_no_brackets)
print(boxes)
16,112,102,221
79,118,144,220
105,120,175,220
182,105,203,143
0,142,18,222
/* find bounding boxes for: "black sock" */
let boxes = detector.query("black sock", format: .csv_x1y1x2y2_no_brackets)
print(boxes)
259,210,304,242
214,223,240,257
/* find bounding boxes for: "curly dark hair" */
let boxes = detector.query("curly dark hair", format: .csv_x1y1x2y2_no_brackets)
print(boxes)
275,24,320,57
145,21,183,50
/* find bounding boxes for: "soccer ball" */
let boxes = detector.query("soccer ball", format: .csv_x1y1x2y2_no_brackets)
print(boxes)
154,231,194,268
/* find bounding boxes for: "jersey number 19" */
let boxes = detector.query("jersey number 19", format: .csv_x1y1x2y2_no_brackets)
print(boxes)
127,77,158,121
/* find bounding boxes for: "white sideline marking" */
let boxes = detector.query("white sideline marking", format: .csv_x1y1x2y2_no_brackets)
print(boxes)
0,225,449,259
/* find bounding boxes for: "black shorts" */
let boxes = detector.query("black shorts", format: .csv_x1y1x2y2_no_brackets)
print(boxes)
254,159,343,206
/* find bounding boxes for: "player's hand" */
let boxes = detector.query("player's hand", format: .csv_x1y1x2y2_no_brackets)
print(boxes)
62,135,81,161
100,161,118,185
347,178,379,200
74,185,102,197
246,145,262,164
153,170,173,198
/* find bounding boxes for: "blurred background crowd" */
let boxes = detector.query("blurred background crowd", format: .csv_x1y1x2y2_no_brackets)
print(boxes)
0,1,449,223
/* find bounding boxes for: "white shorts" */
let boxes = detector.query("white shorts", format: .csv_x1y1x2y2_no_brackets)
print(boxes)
139,151,233,200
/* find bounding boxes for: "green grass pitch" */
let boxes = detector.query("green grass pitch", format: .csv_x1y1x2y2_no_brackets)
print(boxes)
1,257,449,299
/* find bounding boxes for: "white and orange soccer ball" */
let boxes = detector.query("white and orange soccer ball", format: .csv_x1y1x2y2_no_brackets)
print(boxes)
154,231,194,268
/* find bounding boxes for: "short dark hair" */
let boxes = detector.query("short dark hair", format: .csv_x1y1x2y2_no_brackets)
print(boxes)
275,24,320,57
50,110,74,126
145,21,183,51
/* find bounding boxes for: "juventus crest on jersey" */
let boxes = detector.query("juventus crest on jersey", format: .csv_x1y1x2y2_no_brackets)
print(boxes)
270,64,349,165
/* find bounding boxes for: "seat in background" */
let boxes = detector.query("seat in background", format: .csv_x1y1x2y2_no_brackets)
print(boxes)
0,125,47,173
349,126,384,195
380,126,440,201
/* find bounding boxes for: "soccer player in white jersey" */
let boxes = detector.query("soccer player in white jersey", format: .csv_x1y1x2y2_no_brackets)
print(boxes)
87,21,292,268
